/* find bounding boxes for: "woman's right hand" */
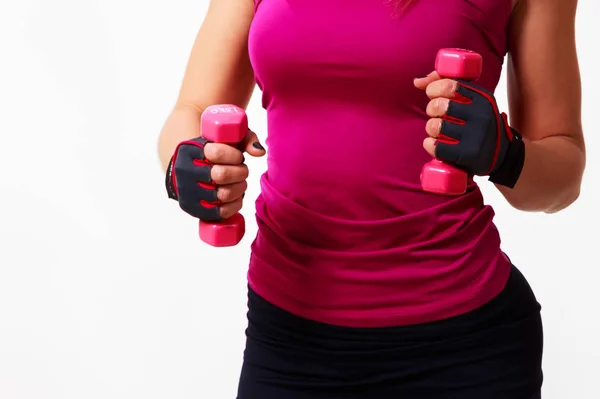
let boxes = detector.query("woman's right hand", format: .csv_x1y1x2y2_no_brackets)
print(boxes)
157,0,259,219
167,129,266,221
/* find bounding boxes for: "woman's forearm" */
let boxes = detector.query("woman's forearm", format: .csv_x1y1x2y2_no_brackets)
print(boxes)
495,134,585,213
157,105,204,171
157,0,257,172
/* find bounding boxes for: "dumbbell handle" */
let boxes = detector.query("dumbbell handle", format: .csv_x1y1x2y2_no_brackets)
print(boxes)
198,105,247,247
420,48,482,196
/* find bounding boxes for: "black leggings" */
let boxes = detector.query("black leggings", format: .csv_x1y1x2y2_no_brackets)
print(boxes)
237,265,543,399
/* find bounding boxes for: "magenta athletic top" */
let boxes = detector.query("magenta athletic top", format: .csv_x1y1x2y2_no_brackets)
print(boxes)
247,0,513,327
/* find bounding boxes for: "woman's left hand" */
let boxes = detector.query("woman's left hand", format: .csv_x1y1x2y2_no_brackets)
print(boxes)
414,74,525,187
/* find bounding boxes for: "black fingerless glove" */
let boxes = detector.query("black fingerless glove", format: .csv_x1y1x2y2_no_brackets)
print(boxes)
165,137,222,221
435,80,525,188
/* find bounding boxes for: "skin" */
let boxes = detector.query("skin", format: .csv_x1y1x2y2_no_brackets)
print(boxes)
158,0,262,219
414,0,585,213
158,0,585,217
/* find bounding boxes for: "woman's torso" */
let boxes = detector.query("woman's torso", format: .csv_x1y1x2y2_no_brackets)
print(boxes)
247,0,513,327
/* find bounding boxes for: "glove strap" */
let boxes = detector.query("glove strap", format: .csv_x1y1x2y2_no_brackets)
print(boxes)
165,156,178,200
488,128,525,189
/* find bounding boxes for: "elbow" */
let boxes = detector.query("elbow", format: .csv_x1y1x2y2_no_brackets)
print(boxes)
504,195,546,213
543,185,581,214
544,147,587,213
502,167,584,213
504,184,581,214
509,135,586,213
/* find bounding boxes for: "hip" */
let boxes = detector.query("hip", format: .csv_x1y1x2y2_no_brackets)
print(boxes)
238,264,543,399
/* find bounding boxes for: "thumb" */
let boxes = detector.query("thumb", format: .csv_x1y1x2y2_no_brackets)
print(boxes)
413,71,442,90
240,129,266,157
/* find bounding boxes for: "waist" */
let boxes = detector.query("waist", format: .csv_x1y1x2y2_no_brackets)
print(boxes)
264,106,478,220
248,175,510,327
246,264,539,340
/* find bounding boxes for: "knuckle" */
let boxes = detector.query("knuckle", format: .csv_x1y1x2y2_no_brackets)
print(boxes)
424,138,436,154
208,145,226,161
202,143,214,158
216,186,230,202
435,98,448,113
425,119,434,133
219,207,232,219
426,100,436,115
211,166,228,182
217,181,248,202
231,165,248,181
444,79,456,95
425,83,436,98
220,199,242,219
426,119,440,135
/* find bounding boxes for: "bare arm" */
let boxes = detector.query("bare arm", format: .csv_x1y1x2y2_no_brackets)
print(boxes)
157,0,256,171
498,0,586,213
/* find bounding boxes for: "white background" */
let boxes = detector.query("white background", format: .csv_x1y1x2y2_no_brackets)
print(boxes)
0,0,598,398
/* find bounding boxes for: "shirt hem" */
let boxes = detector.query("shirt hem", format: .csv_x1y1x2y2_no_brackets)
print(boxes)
247,256,512,328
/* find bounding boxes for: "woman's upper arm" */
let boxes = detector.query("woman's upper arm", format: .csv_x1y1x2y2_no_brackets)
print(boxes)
176,0,256,111
506,0,584,147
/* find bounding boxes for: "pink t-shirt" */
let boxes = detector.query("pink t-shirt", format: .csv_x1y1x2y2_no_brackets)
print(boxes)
247,0,513,327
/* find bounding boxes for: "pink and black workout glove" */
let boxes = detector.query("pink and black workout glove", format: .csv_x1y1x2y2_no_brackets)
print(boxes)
436,80,525,188
165,137,223,221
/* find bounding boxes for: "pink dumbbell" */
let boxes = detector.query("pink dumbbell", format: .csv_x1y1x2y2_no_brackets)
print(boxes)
198,104,247,247
420,48,483,195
